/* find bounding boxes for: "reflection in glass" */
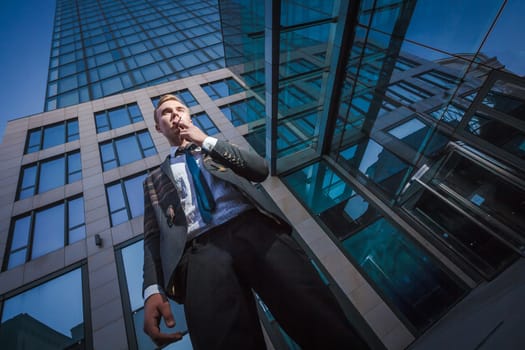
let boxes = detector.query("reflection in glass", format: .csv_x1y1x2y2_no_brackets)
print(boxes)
283,161,355,215
435,153,525,246
481,80,525,119
68,197,86,244
466,114,525,160
343,218,468,331
429,104,464,126
411,189,517,278
338,139,410,197
404,0,503,56
388,117,450,158
0,268,85,349
319,193,381,241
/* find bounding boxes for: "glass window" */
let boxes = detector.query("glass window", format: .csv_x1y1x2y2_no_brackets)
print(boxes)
152,89,199,108
429,104,465,126
342,217,468,331
410,189,517,278
4,196,85,270
466,114,525,160
99,131,157,171
279,58,319,78
106,172,147,226
6,216,31,269
39,157,66,193
219,98,265,126
0,268,87,349
67,119,80,141
202,78,244,100
435,152,525,244
338,138,411,197
17,151,82,200
481,80,525,120
94,103,144,133
25,119,79,154
386,82,432,105
283,161,468,332
26,129,42,153
191,112,219,136
18,166,38,200
278,85,315,111
388,118,450,158
32,204,65,259
393,57,419,72
117,240,192,349
416,70,460,90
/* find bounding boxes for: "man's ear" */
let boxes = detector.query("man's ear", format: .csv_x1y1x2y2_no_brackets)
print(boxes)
155,124,161,132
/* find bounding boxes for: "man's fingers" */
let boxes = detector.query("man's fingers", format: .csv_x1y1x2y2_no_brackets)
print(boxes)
159,299,175,328
151,330,184,347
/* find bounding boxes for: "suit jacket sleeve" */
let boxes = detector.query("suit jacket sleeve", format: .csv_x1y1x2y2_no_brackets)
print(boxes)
208,140,269,182
142,176,164,295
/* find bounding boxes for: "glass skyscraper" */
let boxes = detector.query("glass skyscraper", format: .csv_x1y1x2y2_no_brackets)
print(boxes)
1,0,524,349
46,0,225,110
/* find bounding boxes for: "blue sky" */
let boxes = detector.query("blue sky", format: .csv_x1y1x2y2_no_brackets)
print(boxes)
0,0,55,143
0,0,523,143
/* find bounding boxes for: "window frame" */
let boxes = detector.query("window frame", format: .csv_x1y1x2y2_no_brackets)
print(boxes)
3,195,86,271
24,119,79,154
99,130,157,171
17,150,82,200
0,263,93,349
94,103,144,133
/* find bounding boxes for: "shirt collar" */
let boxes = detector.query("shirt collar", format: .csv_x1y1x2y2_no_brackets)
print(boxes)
170,144,201,159
170,145,181,159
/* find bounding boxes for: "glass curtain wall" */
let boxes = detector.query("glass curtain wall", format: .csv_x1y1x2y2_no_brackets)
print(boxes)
47,0,225,110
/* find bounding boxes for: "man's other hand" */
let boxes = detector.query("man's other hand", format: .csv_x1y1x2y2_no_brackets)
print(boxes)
143,293,184,347
178,118,207,146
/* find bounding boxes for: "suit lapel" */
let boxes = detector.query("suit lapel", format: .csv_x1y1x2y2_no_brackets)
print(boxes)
160,156,177,186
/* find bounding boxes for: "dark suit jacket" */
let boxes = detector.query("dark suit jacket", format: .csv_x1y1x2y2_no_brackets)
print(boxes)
142,140,291,302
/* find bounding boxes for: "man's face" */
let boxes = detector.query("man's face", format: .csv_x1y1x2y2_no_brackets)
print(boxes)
155,99,191,146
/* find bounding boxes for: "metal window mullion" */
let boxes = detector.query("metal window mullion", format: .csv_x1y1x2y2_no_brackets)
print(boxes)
318,1,360,157
26,211,37,263
264,0,281,175
120,179,133,221
65,198,70,245
112,139,120,167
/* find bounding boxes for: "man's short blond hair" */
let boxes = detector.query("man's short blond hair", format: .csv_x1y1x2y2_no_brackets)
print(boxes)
153,94,185,124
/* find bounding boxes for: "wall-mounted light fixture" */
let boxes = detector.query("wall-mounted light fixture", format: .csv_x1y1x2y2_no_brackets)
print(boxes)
95,234,103,247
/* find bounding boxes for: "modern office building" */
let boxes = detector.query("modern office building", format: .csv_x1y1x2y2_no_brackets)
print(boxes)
45,0,226,111
1,0,524,349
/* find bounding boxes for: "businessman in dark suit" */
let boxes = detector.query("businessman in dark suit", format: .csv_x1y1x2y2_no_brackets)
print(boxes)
142,94,369,349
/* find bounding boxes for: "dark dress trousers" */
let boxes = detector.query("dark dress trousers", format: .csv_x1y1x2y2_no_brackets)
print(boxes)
142,140,369,350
